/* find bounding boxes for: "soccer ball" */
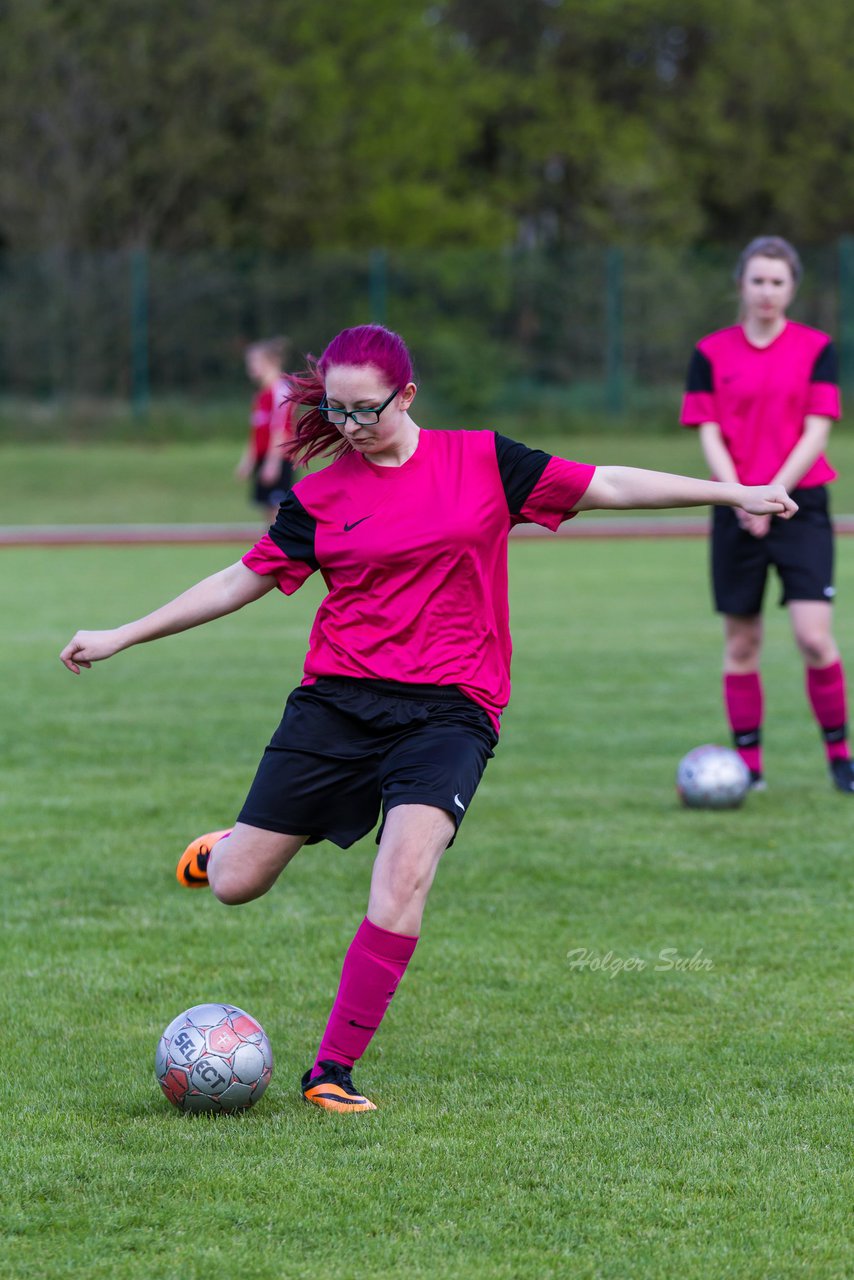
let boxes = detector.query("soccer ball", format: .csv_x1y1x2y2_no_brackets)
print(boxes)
676,744,751,809
155,1003,274,1113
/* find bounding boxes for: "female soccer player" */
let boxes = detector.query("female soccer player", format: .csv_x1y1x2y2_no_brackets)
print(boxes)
681,236,854,794
61,324,796,1112
234,336,297,522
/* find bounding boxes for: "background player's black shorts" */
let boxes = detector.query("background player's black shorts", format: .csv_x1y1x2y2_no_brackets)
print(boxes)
711,485,835,615
237,677,499,849
253,459,294,508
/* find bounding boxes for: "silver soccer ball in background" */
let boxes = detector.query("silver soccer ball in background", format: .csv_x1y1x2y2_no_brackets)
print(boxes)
676,744,751,810
155,1003,274,1113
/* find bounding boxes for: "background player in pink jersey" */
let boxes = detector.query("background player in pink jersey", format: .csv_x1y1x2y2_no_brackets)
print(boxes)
61,325,796,1113
681,236,854,794
235,336,297,522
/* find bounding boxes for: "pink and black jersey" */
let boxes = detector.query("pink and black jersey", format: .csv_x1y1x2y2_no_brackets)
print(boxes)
242,430,595,730
680,321,841,487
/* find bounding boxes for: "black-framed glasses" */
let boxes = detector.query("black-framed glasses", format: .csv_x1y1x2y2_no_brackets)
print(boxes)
318,386,401,427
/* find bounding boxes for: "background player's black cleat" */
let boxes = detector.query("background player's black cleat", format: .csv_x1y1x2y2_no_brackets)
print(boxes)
829,758,854,793
748,769,767,792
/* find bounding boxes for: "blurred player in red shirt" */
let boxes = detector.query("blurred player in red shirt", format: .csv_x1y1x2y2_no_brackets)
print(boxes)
681,236,854,794
235,336,296,522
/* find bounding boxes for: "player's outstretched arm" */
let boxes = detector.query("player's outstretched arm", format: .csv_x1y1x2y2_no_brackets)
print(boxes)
574,467,798,519
60,561,275,674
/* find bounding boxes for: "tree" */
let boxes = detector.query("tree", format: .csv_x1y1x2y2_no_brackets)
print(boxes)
0,0,511,249
3,0,854,250
440,0,854,245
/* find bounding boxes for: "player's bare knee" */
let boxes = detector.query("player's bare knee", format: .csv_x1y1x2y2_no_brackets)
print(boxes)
377,865,417,909
725,635,761,667
370,876,431,931
724,616,762,669
798,635,836,666
208,864,257,906
208,876,243,906
373,849,441,916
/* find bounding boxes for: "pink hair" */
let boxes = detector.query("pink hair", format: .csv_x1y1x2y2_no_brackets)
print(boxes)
285,325,414,465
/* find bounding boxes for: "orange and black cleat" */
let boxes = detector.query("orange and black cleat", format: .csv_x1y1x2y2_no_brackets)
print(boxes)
301,1061,377,1113
176,829,232,888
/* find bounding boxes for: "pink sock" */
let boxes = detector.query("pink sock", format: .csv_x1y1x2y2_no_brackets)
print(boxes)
311,917,419,1078
723,672,764,774
806,660,850,761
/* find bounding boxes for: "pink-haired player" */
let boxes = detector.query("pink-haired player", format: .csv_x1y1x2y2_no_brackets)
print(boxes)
61,325,796,1112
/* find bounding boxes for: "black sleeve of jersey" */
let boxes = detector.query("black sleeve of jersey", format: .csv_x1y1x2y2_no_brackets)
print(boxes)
811,340,839,384
685,347,714,393
267,491,319,570
494,434,552,516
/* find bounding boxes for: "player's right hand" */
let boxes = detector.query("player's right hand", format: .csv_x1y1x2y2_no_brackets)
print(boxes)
737,483,797,519
60,629,125,674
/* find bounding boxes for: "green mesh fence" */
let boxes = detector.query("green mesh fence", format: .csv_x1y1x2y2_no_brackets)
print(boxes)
1,244,852,426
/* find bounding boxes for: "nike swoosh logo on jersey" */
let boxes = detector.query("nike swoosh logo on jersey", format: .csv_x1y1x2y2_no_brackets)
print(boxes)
343,516,374,531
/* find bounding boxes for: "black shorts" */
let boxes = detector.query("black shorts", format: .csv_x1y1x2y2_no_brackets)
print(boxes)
711,485,835,615
237,677,499,849
253,459,294,508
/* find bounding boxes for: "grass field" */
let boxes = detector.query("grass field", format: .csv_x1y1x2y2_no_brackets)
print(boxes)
4,431,854,527
2,519,852,1278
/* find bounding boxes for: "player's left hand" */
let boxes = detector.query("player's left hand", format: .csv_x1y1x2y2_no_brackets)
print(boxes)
737,484,798,520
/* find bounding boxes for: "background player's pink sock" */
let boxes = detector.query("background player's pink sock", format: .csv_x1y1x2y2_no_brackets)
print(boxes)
723,672,764,774
311,917,418,1078
806,660,850,761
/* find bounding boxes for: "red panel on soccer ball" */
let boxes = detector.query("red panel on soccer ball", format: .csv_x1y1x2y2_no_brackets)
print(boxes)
208,1025,240,1054
160,1067,189,1105
232,1014,262,1039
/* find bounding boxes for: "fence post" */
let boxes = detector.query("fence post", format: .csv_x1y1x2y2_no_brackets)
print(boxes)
130,247,150,419
838,236,854,394
369,248,388,326
605,246,624,414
